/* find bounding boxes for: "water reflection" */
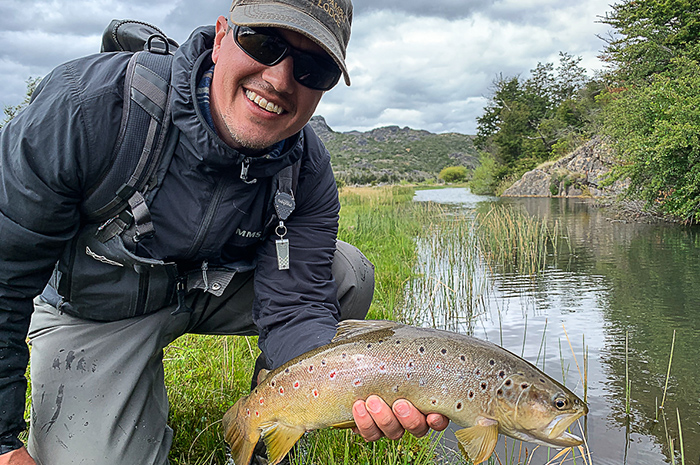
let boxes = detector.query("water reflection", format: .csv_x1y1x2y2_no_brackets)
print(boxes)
411,189,700,465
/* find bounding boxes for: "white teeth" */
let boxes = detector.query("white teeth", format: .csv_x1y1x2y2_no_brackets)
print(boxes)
245,90,283,115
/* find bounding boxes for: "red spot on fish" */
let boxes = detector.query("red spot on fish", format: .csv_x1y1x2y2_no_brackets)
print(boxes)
353,378,363,386
259,398,264,405
378,364,386,372
312,389,320,398
308,365,314,373
435,363,442,370
279,387,285,395
293,381,300,389
246,409,251,417
329,371,337,379
255,411,260,417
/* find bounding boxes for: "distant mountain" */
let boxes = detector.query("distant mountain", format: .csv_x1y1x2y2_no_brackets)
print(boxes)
309,116,480,185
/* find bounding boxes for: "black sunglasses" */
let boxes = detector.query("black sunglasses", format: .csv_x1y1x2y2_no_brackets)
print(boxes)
231,24,342,91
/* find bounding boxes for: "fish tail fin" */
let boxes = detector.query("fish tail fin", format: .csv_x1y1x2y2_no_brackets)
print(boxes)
223,399,259,465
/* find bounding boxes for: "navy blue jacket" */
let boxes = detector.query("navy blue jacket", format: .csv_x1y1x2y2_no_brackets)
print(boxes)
0,26,341,439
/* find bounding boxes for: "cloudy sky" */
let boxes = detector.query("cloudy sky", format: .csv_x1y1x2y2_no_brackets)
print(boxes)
0,0,613,135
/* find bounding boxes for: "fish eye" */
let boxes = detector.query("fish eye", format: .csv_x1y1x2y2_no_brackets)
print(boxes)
554,397,569,410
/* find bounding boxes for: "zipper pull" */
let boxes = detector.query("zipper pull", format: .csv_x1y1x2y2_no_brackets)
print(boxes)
171,275,193,315
240,158,258,184
201,260,209,292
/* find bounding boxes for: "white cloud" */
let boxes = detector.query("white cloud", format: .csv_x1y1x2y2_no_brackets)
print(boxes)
0,0,613,134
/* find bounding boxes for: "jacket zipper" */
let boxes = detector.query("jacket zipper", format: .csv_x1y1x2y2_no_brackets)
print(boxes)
184,175,231,259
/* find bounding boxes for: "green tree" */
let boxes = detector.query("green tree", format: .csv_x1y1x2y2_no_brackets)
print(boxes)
438,166,468,183
1,77,41,130
601,56,700,222
599,0,700,85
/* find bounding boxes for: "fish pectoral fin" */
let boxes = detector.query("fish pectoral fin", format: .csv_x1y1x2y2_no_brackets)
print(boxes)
259,421,305,465
330,420,357,429
454,420,499,464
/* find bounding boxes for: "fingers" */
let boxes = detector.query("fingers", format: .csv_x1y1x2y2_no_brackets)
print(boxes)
352,396,451,443
353,396,404,441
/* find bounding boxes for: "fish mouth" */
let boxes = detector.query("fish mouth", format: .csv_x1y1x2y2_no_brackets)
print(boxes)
541,412,586,447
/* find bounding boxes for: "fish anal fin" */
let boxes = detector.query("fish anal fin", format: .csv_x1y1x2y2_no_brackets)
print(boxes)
260,421,306,465
330,420,357,429
454,419,499,464
333,320,401,342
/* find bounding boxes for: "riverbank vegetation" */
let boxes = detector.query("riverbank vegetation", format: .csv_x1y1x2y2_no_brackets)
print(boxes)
473,0,700,223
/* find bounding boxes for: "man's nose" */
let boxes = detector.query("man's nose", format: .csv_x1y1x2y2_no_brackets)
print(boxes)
262,56,296,94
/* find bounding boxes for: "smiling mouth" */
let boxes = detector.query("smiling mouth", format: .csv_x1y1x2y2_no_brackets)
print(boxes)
245,90,284,115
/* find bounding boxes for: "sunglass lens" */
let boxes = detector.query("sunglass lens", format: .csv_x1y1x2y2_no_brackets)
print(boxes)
292,54,341,90
236,28,287,65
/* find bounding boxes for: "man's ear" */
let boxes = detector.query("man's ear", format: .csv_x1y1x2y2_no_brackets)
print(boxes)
212,15,229,64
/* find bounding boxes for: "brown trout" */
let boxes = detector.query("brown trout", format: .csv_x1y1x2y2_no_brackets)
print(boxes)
223,320,588,465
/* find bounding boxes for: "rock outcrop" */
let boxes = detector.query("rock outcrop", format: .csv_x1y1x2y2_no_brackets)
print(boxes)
502,138,627,198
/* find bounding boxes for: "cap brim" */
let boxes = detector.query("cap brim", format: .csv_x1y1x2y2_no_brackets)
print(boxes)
230,3,350,86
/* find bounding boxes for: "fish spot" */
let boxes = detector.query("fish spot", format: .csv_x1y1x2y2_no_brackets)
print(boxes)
392,385,400,393
279,387,285,395
285,368,290,374
259,398,265,405
435,363,442,370
480,381,488,390
395,340,402,345
271,381,276,387
474,368,481,376
367,344,372,349
455,402,463,411
406,373,412,380
497,389,503,397
329,370,338,380
418,346,425,354
353,378,363,387
430,399,438,406
321,360,327,366
539,378,546,384
419,378,427,387
468,390,475,400
521,383,529,389
293,381,300,389
440,348,447,355
499,371,506,378
378,364,387,373
341,353,347,359
246,409,251,417
489,359,495,366
312,389,320,398
308,365,314,373
406,361,415,370
255,411,260,417
505,379,512,386
460,355,466,362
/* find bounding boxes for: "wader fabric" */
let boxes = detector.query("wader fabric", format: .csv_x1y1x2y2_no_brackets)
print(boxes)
26,241,373,465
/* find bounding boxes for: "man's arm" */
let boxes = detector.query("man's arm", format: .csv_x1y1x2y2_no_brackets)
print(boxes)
0,55,122,453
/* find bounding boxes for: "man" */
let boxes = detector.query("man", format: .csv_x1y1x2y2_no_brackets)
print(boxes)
0,0,448,463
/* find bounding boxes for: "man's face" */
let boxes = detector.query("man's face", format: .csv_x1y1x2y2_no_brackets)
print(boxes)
210,16,325,153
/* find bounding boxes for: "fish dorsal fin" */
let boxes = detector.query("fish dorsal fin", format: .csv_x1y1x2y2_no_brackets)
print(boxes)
257,368,270,385
259,421,305,465
454,418,499,464
332,319,402,342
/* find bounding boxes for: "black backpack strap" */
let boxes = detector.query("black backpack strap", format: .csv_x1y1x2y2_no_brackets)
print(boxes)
86,50,177,242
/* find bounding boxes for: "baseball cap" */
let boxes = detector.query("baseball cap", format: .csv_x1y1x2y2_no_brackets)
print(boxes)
229,0,352,86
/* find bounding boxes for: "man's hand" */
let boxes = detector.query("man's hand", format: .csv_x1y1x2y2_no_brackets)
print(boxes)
0,446,36,465
352,395,449,441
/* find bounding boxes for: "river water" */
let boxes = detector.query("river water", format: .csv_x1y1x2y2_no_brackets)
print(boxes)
411,188,700,465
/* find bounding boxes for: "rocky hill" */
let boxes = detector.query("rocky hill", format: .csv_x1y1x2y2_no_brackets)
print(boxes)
501,137,627,198
309,116,479,184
